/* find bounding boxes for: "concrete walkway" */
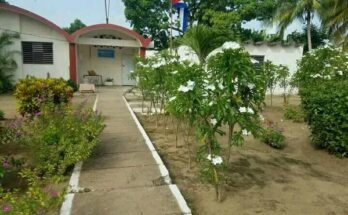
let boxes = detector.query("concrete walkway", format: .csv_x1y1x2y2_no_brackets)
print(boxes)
71,87,183,215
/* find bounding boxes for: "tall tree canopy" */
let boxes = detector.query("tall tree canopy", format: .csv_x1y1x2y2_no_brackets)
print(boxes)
122,0,276,49
287,25,329,53
63,19,86,34
321,0,348,50
273,0,321,51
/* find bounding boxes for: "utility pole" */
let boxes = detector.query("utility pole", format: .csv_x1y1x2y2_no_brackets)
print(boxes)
105,0,110,24
169,0,173,53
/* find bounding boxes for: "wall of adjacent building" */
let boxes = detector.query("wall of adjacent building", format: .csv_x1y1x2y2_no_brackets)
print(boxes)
147,43,304,95
0,9,70,81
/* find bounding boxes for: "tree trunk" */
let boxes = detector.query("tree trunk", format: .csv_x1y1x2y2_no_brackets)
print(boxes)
227,124,235,163
306,10,312,51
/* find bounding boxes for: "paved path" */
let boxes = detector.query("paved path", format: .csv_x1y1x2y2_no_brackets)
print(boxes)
71,87,183,215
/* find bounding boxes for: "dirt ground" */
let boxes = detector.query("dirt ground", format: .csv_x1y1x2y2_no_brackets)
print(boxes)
0,92,96,119
136,95,348,215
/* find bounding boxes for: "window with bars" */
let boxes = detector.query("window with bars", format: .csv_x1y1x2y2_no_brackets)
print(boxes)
22,42,53,64
251,55,265,70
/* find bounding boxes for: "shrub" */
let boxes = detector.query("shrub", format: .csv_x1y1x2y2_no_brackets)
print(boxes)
15,77,73,115
284,106,304,123
21,103,105,176
0,169,64,215
300,81,348,157
0,109,4,120
296,47,348,157
261,121,285,149
66,79,78,92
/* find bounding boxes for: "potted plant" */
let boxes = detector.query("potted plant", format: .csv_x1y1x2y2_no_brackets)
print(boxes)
104,78,114,86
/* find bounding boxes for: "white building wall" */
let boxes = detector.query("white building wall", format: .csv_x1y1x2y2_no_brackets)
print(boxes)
244,44,303,94
0,10,70,81
147,43,303,95
244,44,303,75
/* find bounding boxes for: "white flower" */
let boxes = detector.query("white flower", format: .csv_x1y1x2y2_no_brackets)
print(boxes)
239,107,254,114
232,77,238,83
311,74,322,78
209,101,214,106
210,118,217,126
324,75,331,80
187,80,195,87
178,85,190,92
239,107,247,113
222,41,240,50
218,81,224,90
203,79,209,84
206,84,216,91
169,96,176,102
242,129,251,136
247,83,255,90
337,70,343,76
207,154,223,165
233,85,239,94
172,70,178,75
247,107,254,114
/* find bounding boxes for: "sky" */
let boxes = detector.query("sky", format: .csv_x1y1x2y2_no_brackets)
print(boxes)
7,0,308,36
7,0,130,28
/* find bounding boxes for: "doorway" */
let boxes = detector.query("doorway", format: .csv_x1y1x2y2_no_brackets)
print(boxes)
121,54,136,85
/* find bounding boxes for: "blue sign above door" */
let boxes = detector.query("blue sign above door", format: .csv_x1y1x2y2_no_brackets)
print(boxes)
98,49,115,58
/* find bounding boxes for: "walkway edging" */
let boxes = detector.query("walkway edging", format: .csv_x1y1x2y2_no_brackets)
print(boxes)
60,94,99,215
122,96,192,215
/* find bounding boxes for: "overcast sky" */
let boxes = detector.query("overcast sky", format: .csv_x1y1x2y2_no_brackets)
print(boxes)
7,0,308,36
7,0,130,28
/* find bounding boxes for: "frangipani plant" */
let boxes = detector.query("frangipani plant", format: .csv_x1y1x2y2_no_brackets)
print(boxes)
207,43,267,162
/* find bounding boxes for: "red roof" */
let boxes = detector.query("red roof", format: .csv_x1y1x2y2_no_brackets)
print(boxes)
0,4,151,47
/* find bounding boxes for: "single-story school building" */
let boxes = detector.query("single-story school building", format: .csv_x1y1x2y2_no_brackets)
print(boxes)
0,3,152,85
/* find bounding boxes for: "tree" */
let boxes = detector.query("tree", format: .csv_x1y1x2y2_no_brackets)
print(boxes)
122,0,171,49
63,19,86,34
178,25,230,64
263,60,280,106
122,0,276,49
0,0,8,3
274,0,321,51
287,25,329,53
0,32,19,93
321,0,348,50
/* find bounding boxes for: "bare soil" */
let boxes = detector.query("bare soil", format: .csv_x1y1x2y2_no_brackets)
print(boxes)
136,95,348,215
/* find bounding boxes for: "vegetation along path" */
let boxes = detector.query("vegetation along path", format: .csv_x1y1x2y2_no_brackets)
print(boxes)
70,87,186,215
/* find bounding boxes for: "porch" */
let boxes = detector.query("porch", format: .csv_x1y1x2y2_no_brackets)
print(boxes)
69,24,152,86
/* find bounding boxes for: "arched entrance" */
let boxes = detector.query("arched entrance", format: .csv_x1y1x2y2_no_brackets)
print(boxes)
70,24,151,85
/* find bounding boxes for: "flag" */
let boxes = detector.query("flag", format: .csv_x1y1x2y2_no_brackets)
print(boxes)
172,0,180,5
172,1,189,32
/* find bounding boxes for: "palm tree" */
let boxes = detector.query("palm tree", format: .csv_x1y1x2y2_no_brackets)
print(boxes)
0,32,19,93
274,0,321,51
321,0,348,50
178,25,230,64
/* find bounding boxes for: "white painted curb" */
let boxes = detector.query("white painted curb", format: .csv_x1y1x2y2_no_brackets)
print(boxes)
123,96,192,215
60,95,99,215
